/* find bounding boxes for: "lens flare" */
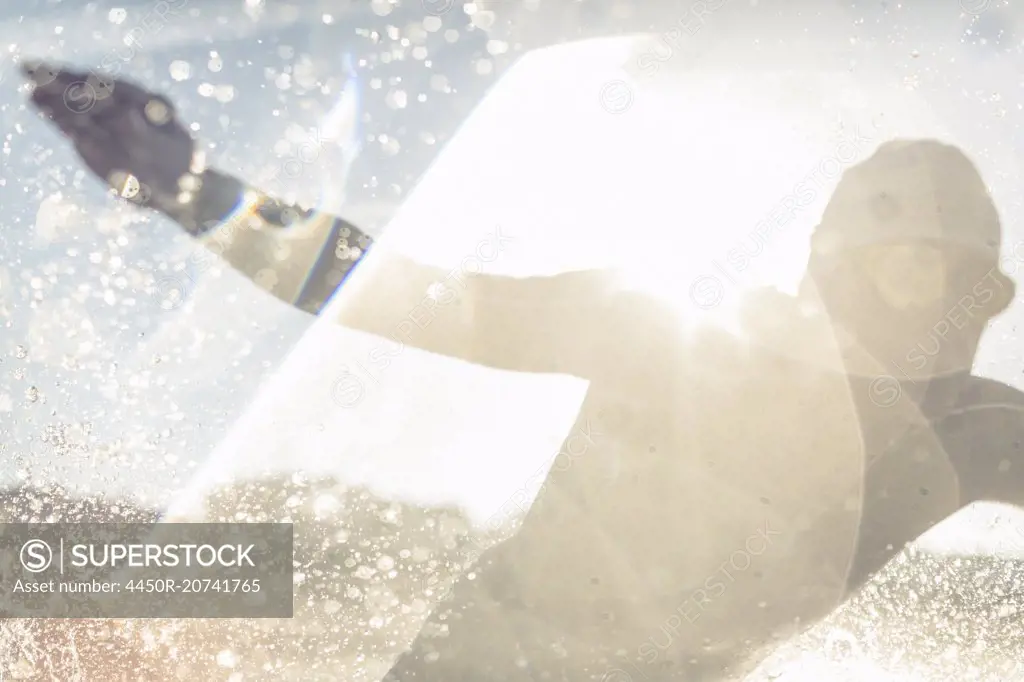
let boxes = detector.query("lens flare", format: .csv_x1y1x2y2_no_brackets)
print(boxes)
315,51,363,216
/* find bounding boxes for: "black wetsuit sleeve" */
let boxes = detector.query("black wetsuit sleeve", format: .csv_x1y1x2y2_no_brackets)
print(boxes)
173,167,374,316
174,167,616,378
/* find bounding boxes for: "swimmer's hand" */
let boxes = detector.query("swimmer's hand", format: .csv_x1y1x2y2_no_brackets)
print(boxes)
21,59,200,220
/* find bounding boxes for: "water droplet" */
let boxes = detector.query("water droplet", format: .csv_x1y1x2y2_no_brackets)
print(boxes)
215,650,237,668
169,60,191,82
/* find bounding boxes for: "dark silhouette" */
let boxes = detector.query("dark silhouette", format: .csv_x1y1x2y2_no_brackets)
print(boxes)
22,61,1024,680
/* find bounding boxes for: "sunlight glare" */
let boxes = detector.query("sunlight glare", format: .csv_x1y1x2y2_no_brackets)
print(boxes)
610,85,825,333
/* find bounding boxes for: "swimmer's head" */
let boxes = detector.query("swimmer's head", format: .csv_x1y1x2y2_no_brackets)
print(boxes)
806,140,1015,379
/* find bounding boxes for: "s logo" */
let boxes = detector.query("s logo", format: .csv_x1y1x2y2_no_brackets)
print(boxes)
62,81,97,113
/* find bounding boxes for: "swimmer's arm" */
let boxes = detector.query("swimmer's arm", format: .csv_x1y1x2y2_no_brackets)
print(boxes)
170,168,370,310
333,252,614,375
176,169,614,376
